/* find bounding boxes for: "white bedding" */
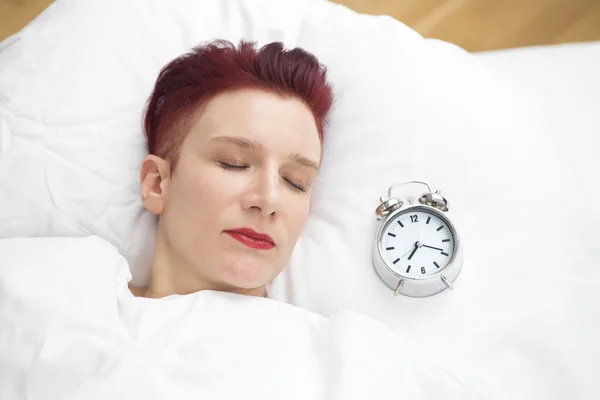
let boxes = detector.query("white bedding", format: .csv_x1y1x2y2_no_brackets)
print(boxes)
477,41,600,188
0,1,599,399
0,237,477,400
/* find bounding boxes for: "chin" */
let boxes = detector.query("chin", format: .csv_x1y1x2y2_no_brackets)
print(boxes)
220,258,275,289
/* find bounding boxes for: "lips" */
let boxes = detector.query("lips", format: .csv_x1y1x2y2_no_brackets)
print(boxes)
224,228,275,250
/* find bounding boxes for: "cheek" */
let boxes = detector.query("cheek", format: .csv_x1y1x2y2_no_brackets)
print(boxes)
284,198,311,241
169,167,237,222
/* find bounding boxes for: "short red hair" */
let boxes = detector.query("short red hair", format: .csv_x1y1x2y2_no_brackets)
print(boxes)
143,40,333,163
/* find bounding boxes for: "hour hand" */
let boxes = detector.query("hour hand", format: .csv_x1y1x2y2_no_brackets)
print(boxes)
407,242,419,260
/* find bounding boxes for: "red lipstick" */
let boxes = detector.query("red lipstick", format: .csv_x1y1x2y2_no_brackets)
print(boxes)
225,228,275,250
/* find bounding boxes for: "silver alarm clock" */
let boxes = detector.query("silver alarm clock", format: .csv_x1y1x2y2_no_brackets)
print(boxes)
372,180,463,297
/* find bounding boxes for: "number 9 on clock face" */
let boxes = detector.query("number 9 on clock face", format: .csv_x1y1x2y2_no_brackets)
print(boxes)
380,206,456,278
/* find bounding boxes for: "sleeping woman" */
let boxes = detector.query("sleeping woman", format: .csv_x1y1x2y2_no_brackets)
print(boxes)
129,39,332,299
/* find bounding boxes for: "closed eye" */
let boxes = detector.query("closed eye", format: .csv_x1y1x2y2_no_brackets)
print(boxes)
220,162,305,192
284,178,305,193
218,161,248,170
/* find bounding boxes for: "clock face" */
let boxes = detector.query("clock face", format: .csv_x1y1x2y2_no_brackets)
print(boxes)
380,207,456,278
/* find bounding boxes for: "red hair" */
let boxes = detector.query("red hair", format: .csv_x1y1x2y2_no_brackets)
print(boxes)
143,40,333,163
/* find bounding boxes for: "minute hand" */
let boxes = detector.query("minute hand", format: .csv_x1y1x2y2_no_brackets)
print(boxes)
421,244,444,251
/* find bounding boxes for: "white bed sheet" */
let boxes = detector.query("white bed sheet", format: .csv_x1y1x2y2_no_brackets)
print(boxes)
473,43,600,398
477,41,600,189
476,41,600,275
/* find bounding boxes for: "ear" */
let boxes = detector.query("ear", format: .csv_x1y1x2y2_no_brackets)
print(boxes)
140,155,171,215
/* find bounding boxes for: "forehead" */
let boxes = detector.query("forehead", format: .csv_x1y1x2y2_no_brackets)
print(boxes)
185,88,321,159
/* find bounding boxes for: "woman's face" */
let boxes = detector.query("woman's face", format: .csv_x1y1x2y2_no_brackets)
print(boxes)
143,88,321,294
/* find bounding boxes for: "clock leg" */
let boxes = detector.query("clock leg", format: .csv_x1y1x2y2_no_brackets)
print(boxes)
394,279,404,296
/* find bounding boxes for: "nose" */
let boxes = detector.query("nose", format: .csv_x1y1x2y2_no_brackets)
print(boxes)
241,167,281,217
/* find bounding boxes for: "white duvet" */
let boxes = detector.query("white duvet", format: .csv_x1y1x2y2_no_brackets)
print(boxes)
0,237,486,400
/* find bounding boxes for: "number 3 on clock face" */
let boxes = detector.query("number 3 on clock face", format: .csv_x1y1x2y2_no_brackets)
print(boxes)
381,207,456,278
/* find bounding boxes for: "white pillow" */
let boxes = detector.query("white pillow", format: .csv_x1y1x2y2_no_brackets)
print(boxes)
1,1,598,397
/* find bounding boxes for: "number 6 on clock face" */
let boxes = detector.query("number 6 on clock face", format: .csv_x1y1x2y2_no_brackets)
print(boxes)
381,207,456,279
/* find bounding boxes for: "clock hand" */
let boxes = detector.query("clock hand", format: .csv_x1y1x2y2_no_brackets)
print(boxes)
400,244,416,258
407,247,418,260
400,242,419,258
421,244,444,251
407,241,421,260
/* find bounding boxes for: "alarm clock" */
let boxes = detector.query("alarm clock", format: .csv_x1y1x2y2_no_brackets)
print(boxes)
372,180,463,297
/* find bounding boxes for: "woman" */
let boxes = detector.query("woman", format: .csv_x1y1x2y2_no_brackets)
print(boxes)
129,40,333,299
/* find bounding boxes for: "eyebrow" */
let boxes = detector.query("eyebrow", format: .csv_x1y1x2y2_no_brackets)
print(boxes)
210,136,320,170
